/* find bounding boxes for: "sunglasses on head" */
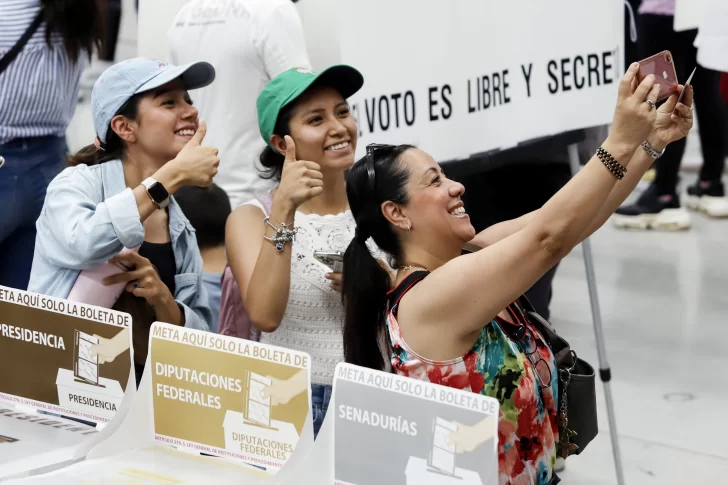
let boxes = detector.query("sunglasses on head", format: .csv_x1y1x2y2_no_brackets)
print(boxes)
365,143,394,191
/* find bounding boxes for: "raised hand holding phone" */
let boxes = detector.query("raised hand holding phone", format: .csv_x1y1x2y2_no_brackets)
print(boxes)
637,50,679,103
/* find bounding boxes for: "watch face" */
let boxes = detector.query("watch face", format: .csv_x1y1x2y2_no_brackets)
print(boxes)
147,181,169,204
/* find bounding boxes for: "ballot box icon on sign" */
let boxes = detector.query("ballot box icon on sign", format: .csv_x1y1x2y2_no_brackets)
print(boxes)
243,372,277,431
428,417,460,478
73,330,105,388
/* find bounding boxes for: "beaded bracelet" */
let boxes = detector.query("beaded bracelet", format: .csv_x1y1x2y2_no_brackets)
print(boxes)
263,217,298,251
596,147,626,180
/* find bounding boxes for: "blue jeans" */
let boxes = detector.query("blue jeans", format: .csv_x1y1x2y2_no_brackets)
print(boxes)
0,136,67,290
311,383,332,439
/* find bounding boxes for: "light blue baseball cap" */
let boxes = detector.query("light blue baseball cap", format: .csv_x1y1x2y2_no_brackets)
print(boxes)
91,57,216,144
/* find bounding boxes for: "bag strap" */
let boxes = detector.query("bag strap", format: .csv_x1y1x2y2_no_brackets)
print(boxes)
0,11,44,76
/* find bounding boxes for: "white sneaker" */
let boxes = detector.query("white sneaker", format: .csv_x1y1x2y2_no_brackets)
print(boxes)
613,185,691,231
684,181,728,218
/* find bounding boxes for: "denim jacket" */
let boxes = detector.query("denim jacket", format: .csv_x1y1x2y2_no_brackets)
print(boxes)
28,159,212,331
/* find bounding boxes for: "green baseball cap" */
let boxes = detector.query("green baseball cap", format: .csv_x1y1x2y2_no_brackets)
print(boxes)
257,65,364,148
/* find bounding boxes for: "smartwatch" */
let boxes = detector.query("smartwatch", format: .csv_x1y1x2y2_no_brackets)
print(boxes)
141,177,170,209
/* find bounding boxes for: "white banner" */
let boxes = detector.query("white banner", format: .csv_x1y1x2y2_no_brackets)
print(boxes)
301,0,623,161
141,0,622,164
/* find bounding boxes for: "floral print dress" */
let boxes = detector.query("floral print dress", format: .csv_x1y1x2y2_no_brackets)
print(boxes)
386,272,560,485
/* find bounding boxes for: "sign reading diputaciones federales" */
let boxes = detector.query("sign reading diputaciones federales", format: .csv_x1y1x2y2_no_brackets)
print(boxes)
0,286,133,424
150,322,311,475
333,363,499,485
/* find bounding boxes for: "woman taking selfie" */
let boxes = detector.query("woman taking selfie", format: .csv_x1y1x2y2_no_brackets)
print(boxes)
29,58,218,383
342,63,694,484
226,65,389,437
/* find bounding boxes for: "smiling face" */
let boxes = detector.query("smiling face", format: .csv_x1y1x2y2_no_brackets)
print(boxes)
116,78,199,163
396,148,476,247
280,85,358,171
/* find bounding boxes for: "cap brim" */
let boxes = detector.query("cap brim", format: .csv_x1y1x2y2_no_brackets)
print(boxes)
135,61,216,94
310,65,364,100
284,65,364,110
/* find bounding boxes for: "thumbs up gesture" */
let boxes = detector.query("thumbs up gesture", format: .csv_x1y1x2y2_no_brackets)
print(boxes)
169,120,220,187
274,135,324,212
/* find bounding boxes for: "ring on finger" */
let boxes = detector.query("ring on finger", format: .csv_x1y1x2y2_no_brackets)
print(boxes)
645,99,655,111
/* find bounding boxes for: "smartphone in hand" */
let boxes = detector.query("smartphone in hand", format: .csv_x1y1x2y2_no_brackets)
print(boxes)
313,250,344,273
637,50,679,103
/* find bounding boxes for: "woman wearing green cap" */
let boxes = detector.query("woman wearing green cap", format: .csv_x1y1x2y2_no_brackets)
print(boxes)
226,65,389,437
28,57,220,385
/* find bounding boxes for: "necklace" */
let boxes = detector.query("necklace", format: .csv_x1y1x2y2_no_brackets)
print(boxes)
398,264,431,273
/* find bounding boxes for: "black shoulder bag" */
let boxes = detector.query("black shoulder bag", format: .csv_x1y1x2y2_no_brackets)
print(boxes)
518,295,599,458
0,11,44,76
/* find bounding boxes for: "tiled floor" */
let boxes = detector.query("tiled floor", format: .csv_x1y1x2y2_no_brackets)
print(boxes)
551,194,728,484
69,3,728,483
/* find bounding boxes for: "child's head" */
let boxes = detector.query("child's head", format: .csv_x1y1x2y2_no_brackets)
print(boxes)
175,184,232,250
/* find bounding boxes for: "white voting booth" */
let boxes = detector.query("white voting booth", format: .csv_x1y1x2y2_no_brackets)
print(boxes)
0,287,136,481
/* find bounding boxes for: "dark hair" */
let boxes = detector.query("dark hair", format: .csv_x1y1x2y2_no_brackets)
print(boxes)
41,0,105,64
341,144,414,371
257,102,296,181
174,184,232,250
66,95,142,167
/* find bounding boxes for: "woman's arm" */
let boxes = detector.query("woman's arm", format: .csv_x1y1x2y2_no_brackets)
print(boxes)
225,202,296,333
39,125,218,270
469,85,693,249
226,136,325,333
400,65,661,339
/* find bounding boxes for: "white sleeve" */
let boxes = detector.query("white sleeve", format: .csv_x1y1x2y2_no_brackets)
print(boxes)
256,3,312,79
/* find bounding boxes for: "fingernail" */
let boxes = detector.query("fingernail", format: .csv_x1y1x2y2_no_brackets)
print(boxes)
632,62,639,68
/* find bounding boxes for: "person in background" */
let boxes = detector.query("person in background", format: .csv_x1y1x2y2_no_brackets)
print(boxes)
167,0,311,208
226,65,390,438
175,184,232,333
78,0,139,100
28,57,217,384
614,0,728,229
0,0,104,290
341,66,693,485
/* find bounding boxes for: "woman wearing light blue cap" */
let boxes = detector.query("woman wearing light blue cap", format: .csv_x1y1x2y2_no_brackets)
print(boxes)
28,57,219,385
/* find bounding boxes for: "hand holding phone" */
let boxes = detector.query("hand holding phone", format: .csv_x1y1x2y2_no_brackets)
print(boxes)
313,250,344,273
637,50,679,103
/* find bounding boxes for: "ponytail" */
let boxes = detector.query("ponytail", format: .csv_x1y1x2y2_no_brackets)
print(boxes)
342,230,392,371
341,144,414,371
66,94,142,167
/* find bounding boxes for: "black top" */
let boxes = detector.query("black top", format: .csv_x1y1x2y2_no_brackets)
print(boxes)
113,241,176,365
138,241,176,295
386,271,429,315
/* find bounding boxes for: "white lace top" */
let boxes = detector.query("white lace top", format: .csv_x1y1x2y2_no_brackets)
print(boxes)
243,199,387,386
